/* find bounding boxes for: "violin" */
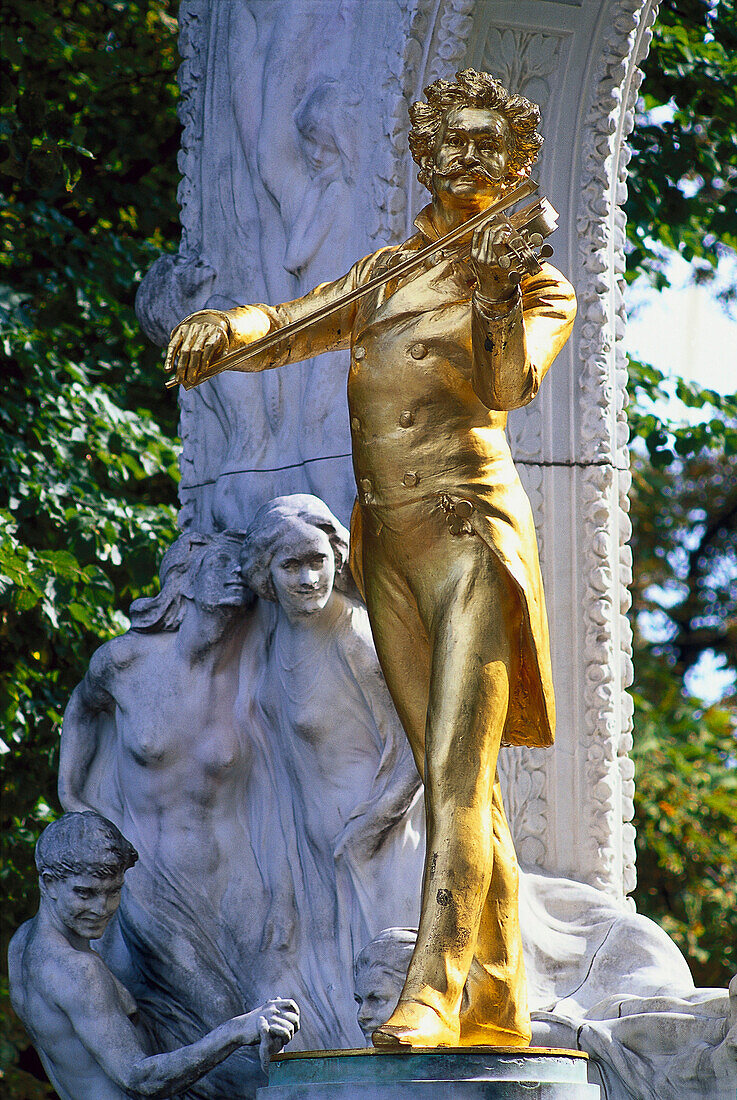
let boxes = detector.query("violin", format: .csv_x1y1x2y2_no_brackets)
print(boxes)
459,194,557,283
165,178,558,389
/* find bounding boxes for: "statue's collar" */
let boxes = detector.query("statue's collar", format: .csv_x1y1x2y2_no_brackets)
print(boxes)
412,205,442,243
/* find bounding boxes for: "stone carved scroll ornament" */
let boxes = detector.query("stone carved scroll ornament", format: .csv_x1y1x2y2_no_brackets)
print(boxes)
575,0,660,897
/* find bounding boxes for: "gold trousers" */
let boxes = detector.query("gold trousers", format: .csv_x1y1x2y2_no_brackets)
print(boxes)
358,496,531,1044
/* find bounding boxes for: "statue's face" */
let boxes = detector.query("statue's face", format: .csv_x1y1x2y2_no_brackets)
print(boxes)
194,545,250,610
355,962,403,1039
270,527,335,618
44,871,125,940
429,105,513,207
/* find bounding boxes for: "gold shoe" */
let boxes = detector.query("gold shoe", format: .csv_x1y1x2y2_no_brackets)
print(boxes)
372,1000,460,1049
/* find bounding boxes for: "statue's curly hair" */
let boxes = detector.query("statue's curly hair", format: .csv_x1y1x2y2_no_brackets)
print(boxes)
408,68,543,191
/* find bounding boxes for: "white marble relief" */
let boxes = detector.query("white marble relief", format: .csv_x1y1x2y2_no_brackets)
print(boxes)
57,503,422,1097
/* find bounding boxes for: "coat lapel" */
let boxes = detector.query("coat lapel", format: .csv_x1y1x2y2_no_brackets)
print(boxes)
357,206,472,330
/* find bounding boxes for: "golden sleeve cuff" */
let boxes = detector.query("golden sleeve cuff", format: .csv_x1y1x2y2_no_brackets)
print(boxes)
471,288,537,411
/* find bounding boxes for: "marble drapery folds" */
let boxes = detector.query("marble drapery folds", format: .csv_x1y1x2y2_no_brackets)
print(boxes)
59,516,422,1097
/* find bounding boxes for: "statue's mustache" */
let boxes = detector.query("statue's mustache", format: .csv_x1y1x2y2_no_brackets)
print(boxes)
434,161,500,183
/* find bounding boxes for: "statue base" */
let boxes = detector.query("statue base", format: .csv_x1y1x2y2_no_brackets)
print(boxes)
259,1047,599,1098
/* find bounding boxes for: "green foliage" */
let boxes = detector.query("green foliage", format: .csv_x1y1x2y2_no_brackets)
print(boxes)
626,0,737,293
624,0,737,992
627,361,737,676
1,3,181,1093
632,665,736,986
627,361,737,987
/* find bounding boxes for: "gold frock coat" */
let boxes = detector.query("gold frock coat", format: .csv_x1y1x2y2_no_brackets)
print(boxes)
241,206,577,749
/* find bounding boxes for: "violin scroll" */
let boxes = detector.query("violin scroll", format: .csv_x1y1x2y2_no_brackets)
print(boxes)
491,197,559,284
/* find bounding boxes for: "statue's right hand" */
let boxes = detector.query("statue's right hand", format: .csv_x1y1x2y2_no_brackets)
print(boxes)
165,309,232,390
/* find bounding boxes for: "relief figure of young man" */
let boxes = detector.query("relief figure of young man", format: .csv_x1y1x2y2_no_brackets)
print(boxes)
8,812,299,1100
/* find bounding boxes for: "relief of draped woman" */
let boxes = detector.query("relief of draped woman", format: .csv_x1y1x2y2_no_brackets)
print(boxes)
211,70,363,529
282,79,359,281
241,495,423,1048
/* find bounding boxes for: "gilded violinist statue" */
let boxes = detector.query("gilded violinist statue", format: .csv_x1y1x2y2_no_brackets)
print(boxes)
166,69,576,1051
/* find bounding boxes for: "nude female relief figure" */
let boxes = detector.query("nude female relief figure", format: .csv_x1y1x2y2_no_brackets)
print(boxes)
57,532,274,1098
58,507,425,1060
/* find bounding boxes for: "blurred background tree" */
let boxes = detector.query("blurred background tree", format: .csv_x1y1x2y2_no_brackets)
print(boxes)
626,361,736,988
0,0,734,1094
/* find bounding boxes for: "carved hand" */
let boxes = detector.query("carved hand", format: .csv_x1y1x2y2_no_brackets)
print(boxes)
255,998,301,1071
470,221,519,302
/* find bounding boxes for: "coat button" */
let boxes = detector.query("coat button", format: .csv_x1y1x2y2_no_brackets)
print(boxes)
410,342,428,359
351,416,361,431
399,410,414,428
455,499,474,519
359,477,372,493
354,345,366,360
402,471,419,488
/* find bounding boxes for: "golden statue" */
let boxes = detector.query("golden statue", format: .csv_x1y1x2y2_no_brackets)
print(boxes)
165,69,576,1051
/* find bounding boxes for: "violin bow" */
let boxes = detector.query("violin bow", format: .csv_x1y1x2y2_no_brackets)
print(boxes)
165,176,540,390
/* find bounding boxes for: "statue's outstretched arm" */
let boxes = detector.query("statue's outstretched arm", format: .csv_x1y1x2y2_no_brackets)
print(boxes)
165,247,388,390
126,1000,300,1095
54,956,298,1097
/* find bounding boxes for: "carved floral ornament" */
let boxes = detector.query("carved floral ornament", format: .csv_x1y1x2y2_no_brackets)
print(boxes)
481,28,563,113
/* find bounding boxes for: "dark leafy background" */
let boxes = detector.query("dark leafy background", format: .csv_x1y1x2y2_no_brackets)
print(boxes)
1,5,180,1092
1,0,735,1094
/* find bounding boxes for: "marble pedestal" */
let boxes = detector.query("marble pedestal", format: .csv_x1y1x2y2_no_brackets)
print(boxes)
258,1048,599,1098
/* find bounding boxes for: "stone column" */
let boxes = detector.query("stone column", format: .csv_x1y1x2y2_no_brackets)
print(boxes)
137,0,658,901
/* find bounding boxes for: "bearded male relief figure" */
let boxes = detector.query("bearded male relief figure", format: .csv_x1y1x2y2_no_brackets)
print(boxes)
166,69,576,1049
